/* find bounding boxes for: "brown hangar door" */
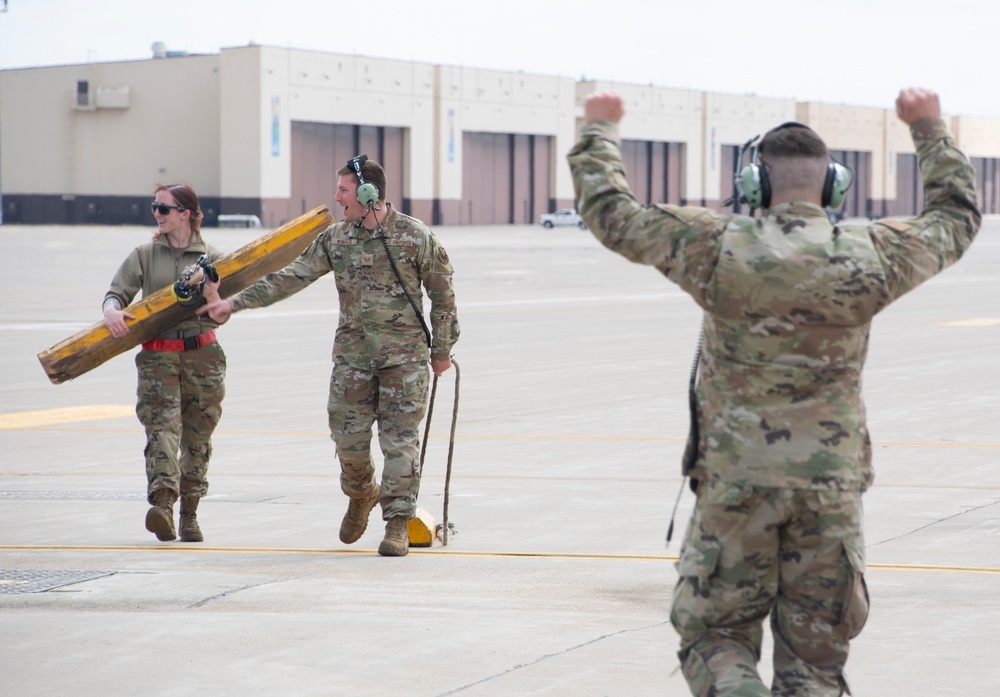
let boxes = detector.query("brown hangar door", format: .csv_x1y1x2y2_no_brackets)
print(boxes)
289,122,406,226
828,150,870,220
972,157,1000,215
621,139,685,206
460,132,551,225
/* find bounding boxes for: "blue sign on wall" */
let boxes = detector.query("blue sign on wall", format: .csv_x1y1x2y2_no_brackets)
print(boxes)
448,109,455,163
271,97,280,157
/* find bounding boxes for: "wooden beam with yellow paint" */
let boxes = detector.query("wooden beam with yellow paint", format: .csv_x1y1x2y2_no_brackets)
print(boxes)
37,206,333,385
407,507,438,548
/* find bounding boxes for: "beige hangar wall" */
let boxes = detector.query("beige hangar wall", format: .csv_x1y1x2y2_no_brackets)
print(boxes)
571,83,797,205
5,47,1000,225
574,81,704,201
0,56,221,197
253,47,438,202
433,65,577,204
0,67,77,195
953,115,1000,157
219,47,267,200
797,101,889,201
705,93,797,203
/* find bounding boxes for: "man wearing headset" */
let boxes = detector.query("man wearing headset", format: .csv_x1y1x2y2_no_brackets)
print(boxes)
567,88,980,695
199,157,459,557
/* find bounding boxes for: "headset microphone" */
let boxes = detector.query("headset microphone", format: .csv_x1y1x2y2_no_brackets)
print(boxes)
348,154,380,209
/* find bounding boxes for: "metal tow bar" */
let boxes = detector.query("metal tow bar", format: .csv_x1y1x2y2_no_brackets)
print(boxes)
419,356,461,545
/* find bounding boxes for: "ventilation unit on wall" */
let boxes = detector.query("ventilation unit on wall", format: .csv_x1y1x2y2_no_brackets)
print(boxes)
73,80,131,110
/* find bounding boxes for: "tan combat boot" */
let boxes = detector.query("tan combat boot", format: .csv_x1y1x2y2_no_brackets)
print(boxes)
179,496,203,542
145,489,177,541
339,485,380,544
377,516,410,557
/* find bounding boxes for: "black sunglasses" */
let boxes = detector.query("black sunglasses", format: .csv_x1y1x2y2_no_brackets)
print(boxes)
151,202,186,215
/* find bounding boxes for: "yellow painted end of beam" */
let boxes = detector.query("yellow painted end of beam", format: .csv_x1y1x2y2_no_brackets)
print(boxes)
407,507,438,547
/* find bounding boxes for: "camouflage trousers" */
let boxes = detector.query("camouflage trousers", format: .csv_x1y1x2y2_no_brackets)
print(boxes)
135,343,226,503
670,480,869,697
328,358,429,519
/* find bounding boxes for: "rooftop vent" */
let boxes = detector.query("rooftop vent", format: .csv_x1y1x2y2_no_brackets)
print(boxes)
151,42,189,58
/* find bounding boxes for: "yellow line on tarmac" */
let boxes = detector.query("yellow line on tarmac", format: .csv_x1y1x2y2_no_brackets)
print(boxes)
873,440,1000,448
0,467,997,489
3,406,1000,450
872,563,1000,575
0,544,665,561
0,405,134,429
6,427,1000,450
1,544,999,574
4,473,1000,489
937,318,1000,327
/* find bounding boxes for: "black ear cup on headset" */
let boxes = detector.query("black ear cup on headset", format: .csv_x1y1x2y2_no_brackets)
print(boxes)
348,154,380,208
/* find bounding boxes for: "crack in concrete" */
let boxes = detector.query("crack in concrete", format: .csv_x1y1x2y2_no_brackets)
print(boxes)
434,620,670,696
187,581,274,609
869,498,1000,547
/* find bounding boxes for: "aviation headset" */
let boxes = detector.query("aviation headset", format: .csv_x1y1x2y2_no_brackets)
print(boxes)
348,154,380,209
346,153,432,345
735,122,852,210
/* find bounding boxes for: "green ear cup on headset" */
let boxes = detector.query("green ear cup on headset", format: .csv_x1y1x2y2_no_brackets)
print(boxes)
349,154,379,208
739,121,853,211
739,163,767,209
824,162,852,209
356,181,379,208
741,158,852,210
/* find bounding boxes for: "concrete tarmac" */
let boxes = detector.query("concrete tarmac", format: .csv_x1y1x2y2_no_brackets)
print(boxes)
2,219,999,696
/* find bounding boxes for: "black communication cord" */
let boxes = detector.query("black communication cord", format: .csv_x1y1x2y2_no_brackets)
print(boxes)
666,129,757,546
666,130,756,547
365,204,462,546
665,324,703,546
363,205,433,348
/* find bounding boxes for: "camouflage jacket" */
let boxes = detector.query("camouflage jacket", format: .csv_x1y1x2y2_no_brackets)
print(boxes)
568,118,980,491
230,204,459,370
105,235,223,340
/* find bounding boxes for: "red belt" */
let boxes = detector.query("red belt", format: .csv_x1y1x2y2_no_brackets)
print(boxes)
141,329,217,352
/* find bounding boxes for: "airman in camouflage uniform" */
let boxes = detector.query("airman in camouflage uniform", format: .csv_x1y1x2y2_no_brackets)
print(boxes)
201,157,459,557
104,184,226,543
567,88,980,695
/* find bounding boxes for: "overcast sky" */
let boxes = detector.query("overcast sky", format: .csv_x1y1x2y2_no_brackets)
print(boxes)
1,0,995,117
